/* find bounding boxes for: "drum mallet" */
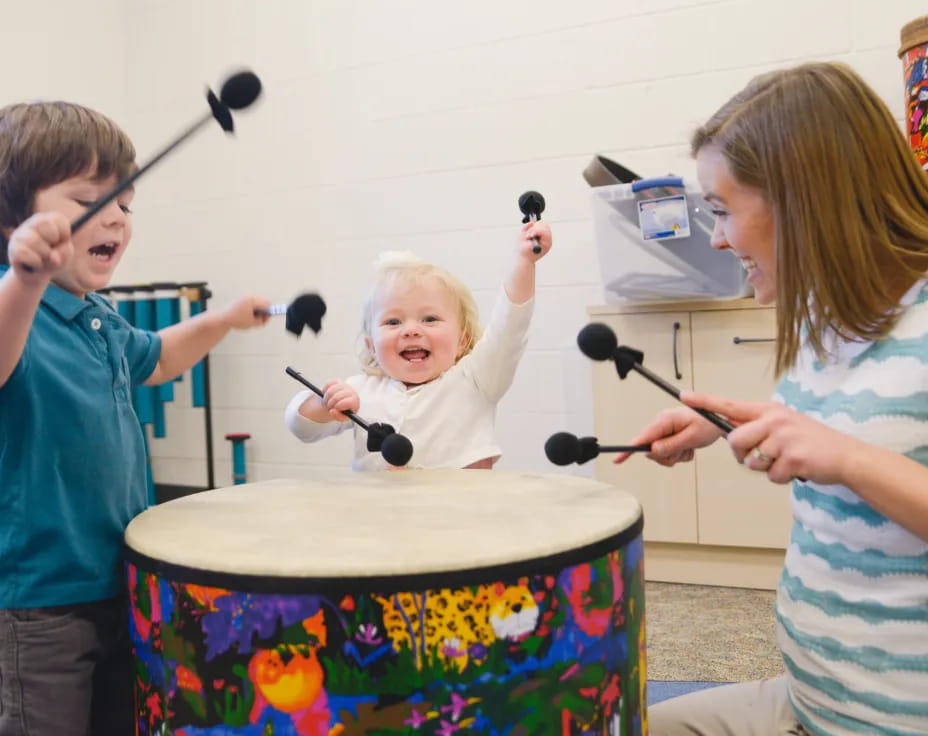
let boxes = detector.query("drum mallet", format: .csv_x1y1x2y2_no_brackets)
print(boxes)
544,431,651,466
284,367,414,466
224,432,251,484
23,71,261,273
255,293,327,336
518,190,546,254
577,322,735,434
577,323,806,479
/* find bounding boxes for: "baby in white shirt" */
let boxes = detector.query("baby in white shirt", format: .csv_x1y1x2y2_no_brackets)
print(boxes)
284,221,552,470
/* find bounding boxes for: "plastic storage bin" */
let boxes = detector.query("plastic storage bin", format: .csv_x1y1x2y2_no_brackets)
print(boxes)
591,176,750,303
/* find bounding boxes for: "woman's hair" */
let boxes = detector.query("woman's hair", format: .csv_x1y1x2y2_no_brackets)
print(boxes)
0,101,136,264
692,61,928,374
356,251,482,376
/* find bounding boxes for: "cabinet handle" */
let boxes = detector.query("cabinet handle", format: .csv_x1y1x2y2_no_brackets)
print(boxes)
732,336,775,344
672,321,683,380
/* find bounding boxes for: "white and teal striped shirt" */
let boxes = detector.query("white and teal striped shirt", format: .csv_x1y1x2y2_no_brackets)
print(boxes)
775,279,928,736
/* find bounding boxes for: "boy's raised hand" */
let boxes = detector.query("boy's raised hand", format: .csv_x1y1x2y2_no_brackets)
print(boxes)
218,294,272,329
7,212,73,285
518,221,552,261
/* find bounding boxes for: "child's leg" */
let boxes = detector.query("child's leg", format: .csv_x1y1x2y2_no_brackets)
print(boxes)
649,676,807,736
0,597,134,736
0,605,94,736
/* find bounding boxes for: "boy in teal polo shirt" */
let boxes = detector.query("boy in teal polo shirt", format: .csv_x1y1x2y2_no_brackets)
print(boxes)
0,101,271,736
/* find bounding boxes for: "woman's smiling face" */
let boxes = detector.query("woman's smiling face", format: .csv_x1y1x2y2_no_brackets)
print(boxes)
697,144,777,305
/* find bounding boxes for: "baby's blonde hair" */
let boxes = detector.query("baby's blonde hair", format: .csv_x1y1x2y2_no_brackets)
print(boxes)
357,251,482,376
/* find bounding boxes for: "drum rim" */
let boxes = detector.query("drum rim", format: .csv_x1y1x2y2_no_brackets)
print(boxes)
124,514,643,594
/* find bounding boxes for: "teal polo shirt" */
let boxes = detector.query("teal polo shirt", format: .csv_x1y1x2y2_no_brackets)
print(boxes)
0,266,162,607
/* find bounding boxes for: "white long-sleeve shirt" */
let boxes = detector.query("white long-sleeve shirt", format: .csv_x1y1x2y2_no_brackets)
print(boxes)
285,290,533,470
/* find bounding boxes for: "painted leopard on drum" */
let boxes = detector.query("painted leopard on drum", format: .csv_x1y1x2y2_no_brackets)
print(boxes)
374,582,539,671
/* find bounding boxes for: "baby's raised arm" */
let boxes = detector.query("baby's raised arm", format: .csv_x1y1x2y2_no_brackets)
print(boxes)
504,221,552,305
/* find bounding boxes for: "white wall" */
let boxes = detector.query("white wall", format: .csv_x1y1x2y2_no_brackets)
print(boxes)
0,0,130,126
11,0,923,487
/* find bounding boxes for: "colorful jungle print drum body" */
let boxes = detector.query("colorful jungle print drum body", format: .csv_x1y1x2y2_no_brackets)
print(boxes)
124,470,646,735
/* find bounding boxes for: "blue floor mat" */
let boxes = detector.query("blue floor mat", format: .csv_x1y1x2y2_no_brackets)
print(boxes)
648,680,729,706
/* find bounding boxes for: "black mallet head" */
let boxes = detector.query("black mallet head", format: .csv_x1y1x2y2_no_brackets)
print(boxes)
381,433,414,467
207,70,263,134
518,190,546,223
544,431,580,465
544,432,600,466
220,71,262,109
285,293,327,336
518,190,547,254
367,423,414,466
577,322,617,361
577,323,642,378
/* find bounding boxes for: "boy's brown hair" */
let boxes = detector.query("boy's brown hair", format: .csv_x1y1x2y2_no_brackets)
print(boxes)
0,101,136,263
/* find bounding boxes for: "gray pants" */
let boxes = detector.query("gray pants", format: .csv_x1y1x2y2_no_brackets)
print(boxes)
649,676,808,735
0,597,133,736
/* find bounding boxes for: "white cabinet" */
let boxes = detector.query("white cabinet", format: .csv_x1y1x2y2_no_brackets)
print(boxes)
588,300,790,588
591,310,698,543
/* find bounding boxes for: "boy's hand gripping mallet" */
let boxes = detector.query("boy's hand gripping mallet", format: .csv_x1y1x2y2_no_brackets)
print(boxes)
23,70,263,272
256,293,327,336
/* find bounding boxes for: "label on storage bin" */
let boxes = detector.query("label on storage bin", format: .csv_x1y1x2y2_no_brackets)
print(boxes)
637,194,691,240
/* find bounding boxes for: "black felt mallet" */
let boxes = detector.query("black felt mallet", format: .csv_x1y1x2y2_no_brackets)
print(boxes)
285,366,414,466
577,322,735,434
257,293,327,336
545,431,651,466
518,190,546,254
23,70,263,272
578,325,806,479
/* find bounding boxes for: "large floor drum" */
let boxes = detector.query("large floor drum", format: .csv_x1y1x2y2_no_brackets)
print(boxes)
124,470,646,735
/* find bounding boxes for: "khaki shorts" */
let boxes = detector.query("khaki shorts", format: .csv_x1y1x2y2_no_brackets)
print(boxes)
649,676,808,736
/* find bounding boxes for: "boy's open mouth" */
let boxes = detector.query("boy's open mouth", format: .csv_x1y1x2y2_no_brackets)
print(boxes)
401,348,430,362
89,242,117,261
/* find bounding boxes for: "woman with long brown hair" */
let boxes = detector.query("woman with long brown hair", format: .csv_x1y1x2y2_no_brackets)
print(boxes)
619,62,928,735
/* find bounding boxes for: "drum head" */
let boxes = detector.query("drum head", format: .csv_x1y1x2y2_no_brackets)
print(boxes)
125,469,642,589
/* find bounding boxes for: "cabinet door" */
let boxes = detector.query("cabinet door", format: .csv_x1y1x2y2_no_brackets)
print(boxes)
591,312,697,543
691,308,791,548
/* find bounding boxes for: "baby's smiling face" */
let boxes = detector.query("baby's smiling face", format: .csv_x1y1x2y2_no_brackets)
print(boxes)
367,275,466,386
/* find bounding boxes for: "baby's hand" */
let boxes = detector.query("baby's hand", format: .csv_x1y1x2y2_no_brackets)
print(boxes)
322,379,360,421
517,221,552,262
219,294,272,330
7,212,73,286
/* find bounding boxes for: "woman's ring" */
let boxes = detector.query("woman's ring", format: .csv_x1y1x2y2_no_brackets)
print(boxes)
750,447,775,464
